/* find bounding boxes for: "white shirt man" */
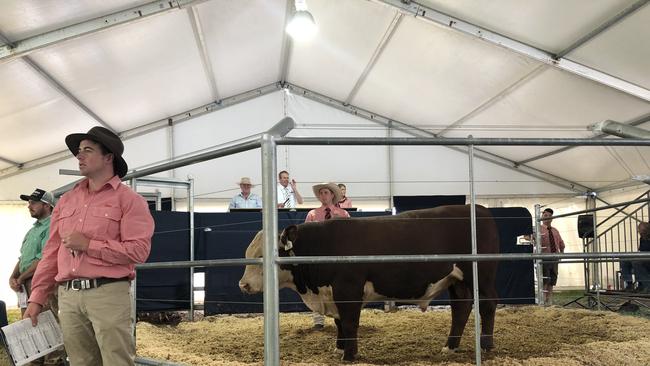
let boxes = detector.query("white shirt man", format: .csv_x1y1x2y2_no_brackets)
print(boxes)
276,170,303,208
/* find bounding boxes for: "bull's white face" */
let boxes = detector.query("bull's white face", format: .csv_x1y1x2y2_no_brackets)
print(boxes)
238,230,294,294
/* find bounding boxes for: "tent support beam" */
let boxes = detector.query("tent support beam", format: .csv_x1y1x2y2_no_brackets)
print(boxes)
0,155,20,166
376,0,650,102
0,0,209,64
518,112,650,165
282,82,591,193
4,79,633,195
0,82,280,181
278,0,294,82
187,6,219,101
344,12,403,105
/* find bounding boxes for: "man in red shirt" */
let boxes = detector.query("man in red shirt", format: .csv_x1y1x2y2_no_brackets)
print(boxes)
24,127,154,365
336,183,353,208
304,183,350,328
539,208,565,306
305,183,350,223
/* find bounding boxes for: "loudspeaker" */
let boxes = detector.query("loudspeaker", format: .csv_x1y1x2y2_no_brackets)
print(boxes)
578,214,594,238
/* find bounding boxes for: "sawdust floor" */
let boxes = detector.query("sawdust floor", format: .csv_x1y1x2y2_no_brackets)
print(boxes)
135,305,650,366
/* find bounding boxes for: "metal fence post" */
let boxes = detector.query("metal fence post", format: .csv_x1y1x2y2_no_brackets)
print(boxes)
534,205,543,305
261,134,280,366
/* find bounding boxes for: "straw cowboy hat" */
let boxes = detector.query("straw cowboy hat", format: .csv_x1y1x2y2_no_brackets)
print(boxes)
312,182,343,204
65,126,128,178
236,177,255,186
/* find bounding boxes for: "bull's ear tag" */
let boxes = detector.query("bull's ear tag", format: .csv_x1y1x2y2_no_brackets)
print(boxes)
284,240,293,251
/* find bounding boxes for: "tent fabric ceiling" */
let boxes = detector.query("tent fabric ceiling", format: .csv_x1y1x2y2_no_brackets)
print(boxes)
0,0,649,201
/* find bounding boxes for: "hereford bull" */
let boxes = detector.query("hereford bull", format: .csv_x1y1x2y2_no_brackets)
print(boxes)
239,204,499,361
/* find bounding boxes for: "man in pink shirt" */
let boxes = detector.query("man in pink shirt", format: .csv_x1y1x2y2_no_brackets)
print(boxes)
304,183,350,329
539,208,565,306
305,183,350,223
24,126,154,365
336,183,353,208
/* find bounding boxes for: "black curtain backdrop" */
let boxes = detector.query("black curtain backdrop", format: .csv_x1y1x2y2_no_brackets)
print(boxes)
137,211,191,311
491,207,534,304
393,195,466,214
139,203,535,314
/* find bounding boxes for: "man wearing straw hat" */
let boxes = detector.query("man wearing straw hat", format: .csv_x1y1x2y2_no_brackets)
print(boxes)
24,126,154,365
305,183,350,223
229,177,262,210
304,182,350,328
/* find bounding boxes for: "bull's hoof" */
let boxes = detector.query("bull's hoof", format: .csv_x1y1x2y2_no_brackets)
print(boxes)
341,348,358,362
481,337,494,352
481,343,494,352
441,346,458,354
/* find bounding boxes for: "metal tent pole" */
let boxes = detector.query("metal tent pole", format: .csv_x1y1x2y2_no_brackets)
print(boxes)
261,134,280,366
534,205,543,305
188,176,195,321
468,142,481,365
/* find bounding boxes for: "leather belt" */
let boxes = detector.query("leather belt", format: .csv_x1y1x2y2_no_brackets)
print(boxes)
62,277,129,291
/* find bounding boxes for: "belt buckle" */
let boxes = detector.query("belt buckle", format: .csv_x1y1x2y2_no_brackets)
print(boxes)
70,279,90,291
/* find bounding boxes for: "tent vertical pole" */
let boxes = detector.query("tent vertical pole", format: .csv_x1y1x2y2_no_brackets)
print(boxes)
468,142,482,366
534,205,543,305
261,134,280,366
188,176,195,321
131,177,138,341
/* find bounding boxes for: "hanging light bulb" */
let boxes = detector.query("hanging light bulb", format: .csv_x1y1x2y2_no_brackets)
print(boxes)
286,0,317,42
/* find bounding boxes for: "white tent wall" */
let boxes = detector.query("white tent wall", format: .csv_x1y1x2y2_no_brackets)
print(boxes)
0,158,79,202
170,91,285,203
284,92,391,204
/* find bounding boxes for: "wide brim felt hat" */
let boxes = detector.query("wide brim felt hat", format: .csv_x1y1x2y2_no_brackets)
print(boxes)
65,126,128,178
312,182,343,204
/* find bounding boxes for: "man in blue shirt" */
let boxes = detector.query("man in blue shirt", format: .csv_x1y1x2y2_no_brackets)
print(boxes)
229,177,262,210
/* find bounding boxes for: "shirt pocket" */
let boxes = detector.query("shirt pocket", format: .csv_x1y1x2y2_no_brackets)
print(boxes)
89,206,123,238
58,207,77,237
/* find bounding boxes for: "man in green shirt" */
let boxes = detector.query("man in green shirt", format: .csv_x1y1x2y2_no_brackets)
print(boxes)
8,188,65,365
9,189,55,307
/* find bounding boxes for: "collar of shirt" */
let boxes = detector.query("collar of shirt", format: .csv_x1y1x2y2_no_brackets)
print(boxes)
75,175,121,192
238,192,255,200
34,215,51,227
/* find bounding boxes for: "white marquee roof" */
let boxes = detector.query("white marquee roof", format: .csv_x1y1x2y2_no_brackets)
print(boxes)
0,0,649,201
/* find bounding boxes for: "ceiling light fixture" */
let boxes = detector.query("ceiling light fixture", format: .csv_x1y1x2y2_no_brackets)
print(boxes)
286,0,317,42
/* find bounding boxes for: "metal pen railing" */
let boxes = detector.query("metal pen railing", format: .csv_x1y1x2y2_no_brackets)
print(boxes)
131,116,650,366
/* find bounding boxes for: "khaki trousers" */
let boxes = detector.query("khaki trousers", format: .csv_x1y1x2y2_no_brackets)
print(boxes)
58,281,134,366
